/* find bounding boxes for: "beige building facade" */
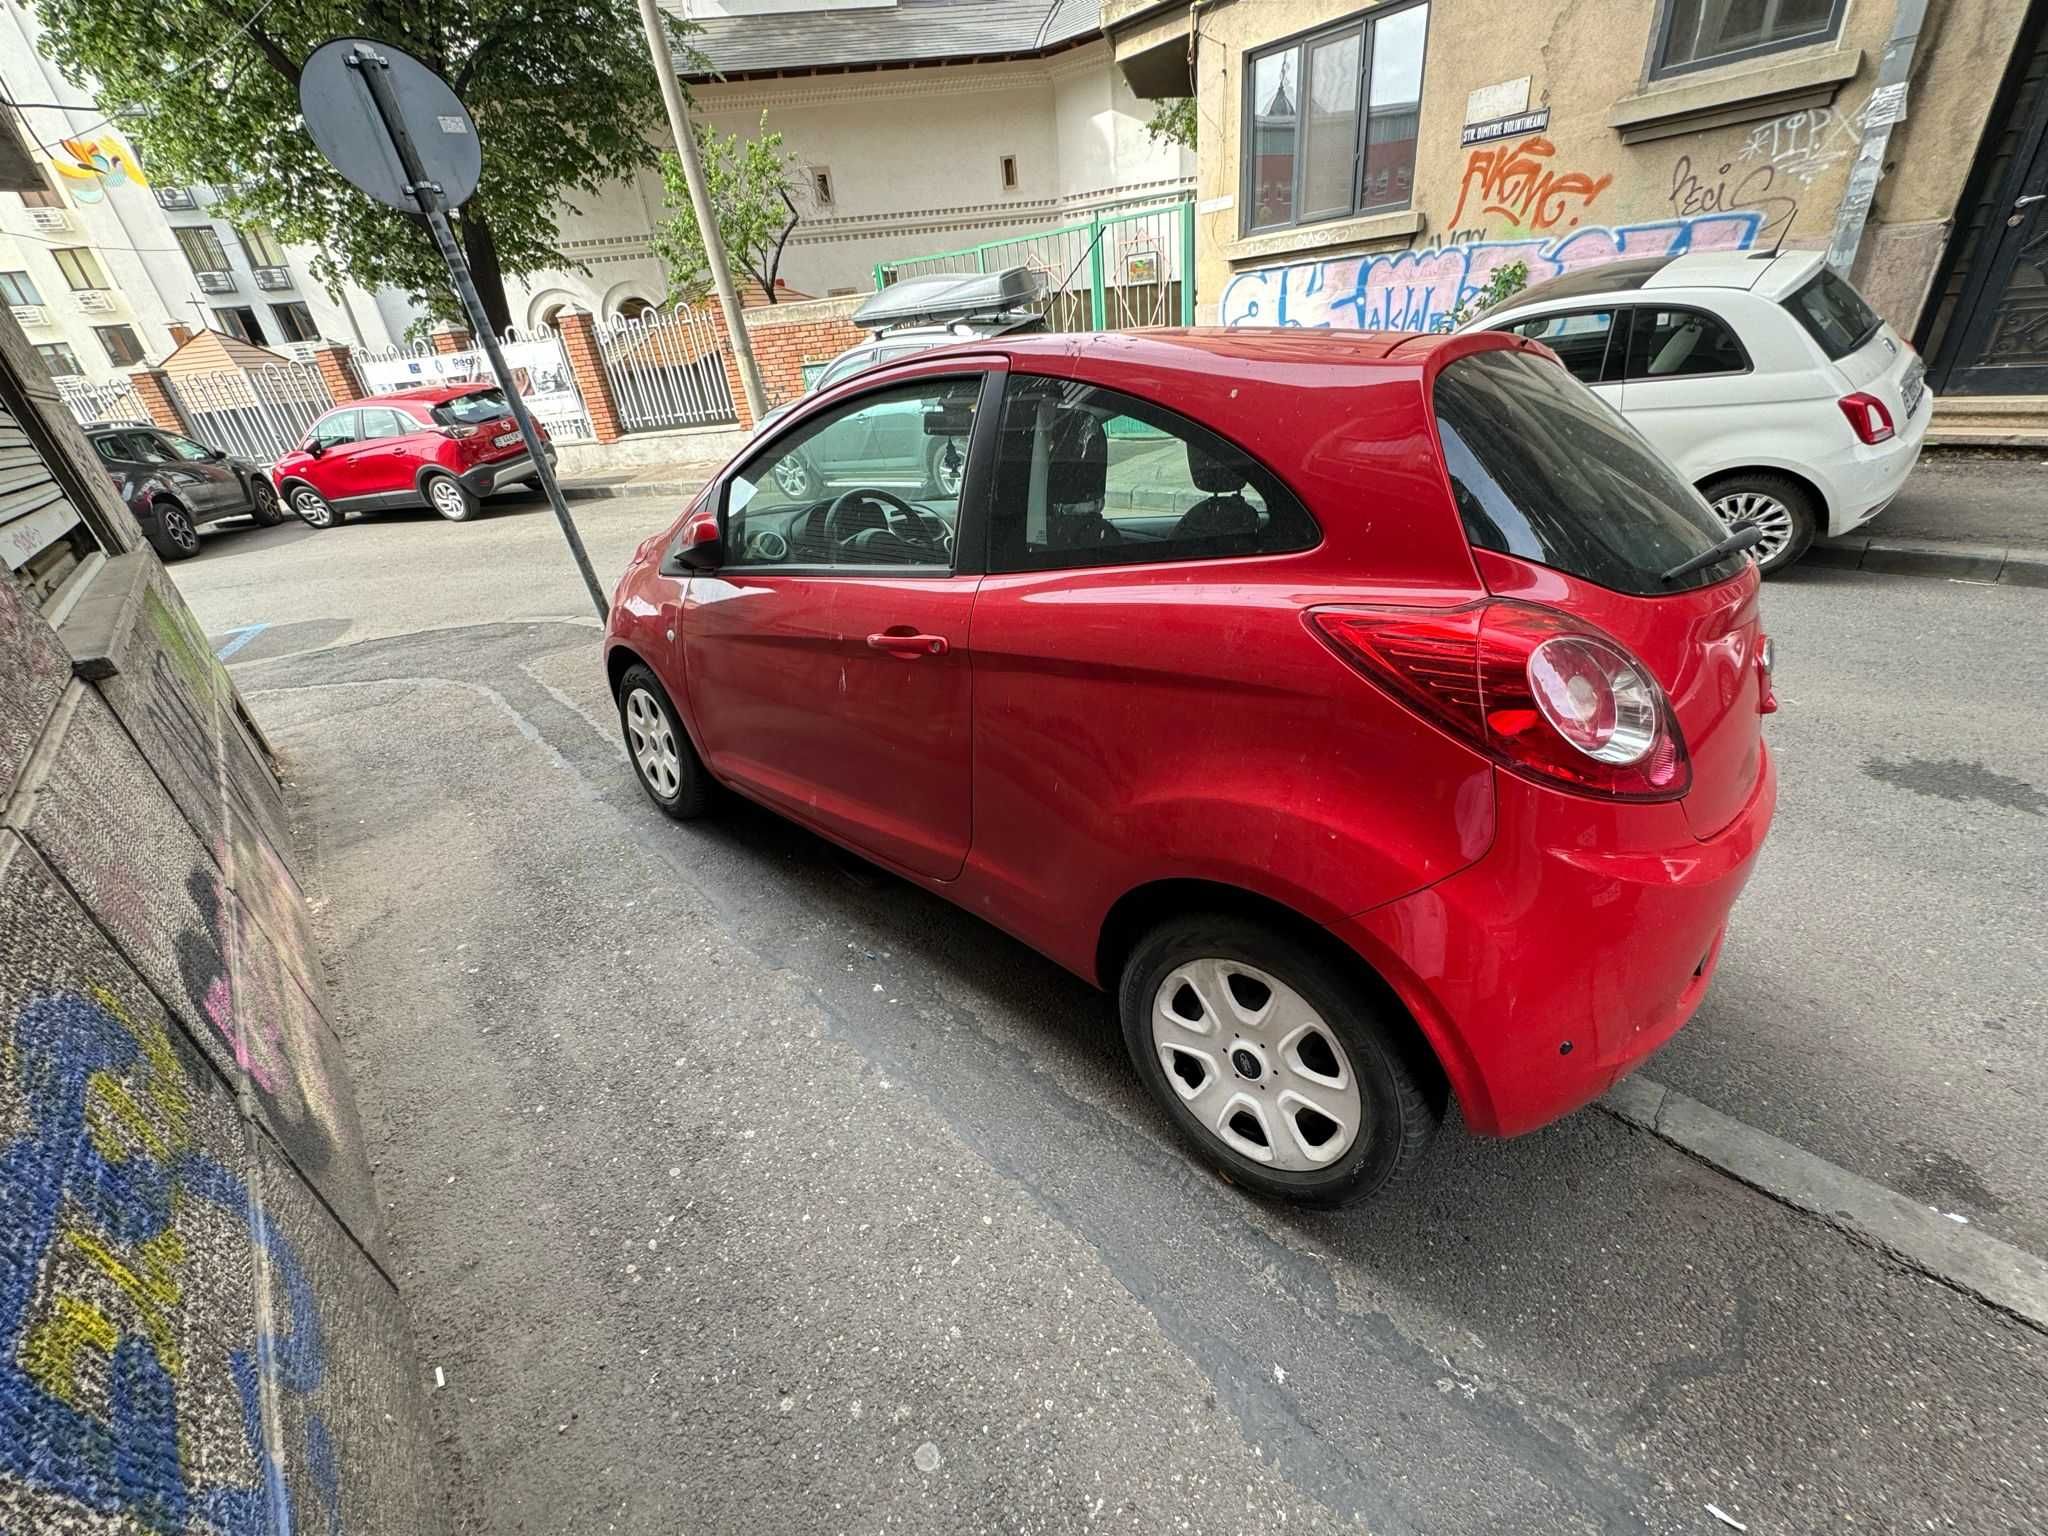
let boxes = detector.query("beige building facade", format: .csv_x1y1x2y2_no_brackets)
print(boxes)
1106,0,2046,408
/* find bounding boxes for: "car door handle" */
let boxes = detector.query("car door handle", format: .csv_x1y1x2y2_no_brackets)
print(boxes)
867,631,948,657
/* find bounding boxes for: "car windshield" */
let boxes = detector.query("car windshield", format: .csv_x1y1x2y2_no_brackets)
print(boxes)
1783,270,1882,360
1432,349,1748,595
432,388,512,426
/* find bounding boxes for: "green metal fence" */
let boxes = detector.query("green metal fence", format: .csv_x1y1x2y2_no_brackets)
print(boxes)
874,199,1196,332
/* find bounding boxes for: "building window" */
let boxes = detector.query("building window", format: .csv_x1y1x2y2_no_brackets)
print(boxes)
811,167,834,206
52,247,110,290
270,300,318,342
35,342,83,376
1651,0,1847,78
94,324,146,367
1243,2,1429,233
616,295,655,321
213,305,266,345
1000,154,1019,191
175,226,233,274
18,172,63,210
0,270,43,306
239,225,287,266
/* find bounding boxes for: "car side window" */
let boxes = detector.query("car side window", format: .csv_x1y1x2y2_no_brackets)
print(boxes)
985,376,1317,574
1497,310,1618,386
90,435,125,465
358,407,409,440
119,431,175,463
814,347,876,390
1624,307,1750,379
725,376,982,571
313,411,360,449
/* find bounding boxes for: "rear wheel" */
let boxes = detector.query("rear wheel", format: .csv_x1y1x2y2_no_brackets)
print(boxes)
618,664,711,820
288,484,339,529
1118,914,1441,1206
925,435,966,497
1705,472,1817,575
249,477,285,526
426,472,480,522
150,501,201,561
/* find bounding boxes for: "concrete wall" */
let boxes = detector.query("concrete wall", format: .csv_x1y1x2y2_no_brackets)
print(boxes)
1177,0,2029,334
0,317,443,1532
505,39,1197,325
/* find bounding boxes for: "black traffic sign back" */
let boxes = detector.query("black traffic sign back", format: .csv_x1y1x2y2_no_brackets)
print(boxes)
297,38,482,212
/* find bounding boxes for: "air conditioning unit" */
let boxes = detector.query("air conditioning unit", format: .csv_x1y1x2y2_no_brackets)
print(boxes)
9,304,48,327
196,270,236,294
28,208,69,232
74,290,116,313
154,186,198,210
253,265,291,291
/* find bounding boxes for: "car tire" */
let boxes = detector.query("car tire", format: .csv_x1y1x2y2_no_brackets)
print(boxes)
288,484,340,529
924,435,966,498
426,472,481,523
248,477,285,526
1118,914,1442,1206
618,664,711,821
1704,472,1817,576
149,501,201,562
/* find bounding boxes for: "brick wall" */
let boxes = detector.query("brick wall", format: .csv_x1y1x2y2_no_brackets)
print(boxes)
739,294,869,414
555,310,623,443
310,345,364,403
127,368,187,433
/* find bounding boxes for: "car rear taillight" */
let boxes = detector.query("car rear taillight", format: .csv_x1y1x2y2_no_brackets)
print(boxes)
440,424,480,439
1309,600,1691,800
1838,392,1895,445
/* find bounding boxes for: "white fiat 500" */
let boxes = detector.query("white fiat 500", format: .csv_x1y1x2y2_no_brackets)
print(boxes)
1467,249,1931,573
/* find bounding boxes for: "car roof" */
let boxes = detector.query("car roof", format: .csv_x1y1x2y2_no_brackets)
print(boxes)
363,383,495,403
986,327,1462,370
1490,248,1827,318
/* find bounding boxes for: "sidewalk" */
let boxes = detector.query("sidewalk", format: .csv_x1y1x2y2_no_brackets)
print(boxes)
1815,449,2047,585
556,459,724,503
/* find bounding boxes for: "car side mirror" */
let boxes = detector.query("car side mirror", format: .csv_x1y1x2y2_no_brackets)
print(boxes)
675,505,722,570
305,439,325,457
207,446,225,460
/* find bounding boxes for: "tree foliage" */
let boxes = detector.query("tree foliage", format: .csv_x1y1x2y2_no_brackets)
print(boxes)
36,0,689,335
1145,98,1197,151
651,114,802,307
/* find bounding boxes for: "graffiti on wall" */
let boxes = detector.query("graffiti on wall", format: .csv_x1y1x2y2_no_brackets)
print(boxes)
1448,135,1613,232
0,983,340,1533
1736,105,1866,185
50,136,147,203
1667,155,1800,246
1219,211,1764,333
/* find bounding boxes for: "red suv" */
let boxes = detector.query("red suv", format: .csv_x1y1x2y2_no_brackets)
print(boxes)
603,330,1777,1205
271,384,555,527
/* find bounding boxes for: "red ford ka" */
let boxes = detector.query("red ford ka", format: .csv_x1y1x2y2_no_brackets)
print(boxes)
602,329,1777,1205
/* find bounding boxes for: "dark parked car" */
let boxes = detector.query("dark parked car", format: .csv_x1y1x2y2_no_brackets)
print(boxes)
86,423,282,562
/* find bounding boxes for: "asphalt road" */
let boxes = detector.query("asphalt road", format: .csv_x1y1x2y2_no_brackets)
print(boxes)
170,482,2048,1532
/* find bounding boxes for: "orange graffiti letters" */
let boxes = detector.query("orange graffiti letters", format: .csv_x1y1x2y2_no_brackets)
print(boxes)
1449,136,1612,233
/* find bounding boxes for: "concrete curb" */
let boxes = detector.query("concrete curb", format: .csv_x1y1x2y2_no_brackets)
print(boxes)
1603,1076,2048,1334
558,478,705,503
1811,535,2048,586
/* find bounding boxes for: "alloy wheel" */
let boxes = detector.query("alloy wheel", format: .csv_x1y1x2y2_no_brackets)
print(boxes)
772,456,815,498
292,488,334,527
160,506,199,555
624,687,681,798
1149,958,1363,1169
1711,490,1795,568
430,478,468,520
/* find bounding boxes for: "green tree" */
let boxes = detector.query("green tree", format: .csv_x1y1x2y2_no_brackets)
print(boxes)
37,0,691,336
651,114,802,306
1145,98,1197,151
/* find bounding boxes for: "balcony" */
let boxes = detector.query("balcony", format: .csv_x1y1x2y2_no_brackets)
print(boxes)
195,269,236,294
27,208,70,232
9,304,48,327
73,291,116,314
252,265,292,291
154,186,199,210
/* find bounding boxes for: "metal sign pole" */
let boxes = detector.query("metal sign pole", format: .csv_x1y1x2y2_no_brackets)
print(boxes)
346,44,610,621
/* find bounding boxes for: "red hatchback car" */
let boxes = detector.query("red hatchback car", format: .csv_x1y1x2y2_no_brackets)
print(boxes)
271,383,555,527
603,329,1777,1204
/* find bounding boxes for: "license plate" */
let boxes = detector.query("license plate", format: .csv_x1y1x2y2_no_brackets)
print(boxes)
1901,363,1925,418
494,430,522,447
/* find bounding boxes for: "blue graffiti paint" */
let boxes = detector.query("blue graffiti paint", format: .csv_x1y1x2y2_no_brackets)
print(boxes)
1219,212,1766,333
0,988,337,1533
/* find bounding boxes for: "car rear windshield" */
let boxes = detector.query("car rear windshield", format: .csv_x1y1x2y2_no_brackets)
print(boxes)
1432,349,1748,596
1783,270,1881,360
432,388,511,427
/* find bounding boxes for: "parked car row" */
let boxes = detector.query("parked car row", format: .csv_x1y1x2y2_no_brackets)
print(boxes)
89,382,552,560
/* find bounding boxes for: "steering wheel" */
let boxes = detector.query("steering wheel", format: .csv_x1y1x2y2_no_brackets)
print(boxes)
822,488,943,555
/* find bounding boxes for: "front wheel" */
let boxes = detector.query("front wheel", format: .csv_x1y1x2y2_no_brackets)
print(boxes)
1119,915,1442,1206
1706,472,1817,575
618,664,711,821
289,485,339,529
249,477,285,526
150,502,201,562
426,472,480,522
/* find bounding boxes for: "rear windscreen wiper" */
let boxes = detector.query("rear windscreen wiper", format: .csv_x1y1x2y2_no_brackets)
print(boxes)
1662,521,1762,584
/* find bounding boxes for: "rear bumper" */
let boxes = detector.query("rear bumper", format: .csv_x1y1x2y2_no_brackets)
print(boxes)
1824,390,1932,535
1336,746,1776,1137
459,443,557,496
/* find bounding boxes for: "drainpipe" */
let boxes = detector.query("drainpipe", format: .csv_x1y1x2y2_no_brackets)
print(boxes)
1825,0,1930,276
